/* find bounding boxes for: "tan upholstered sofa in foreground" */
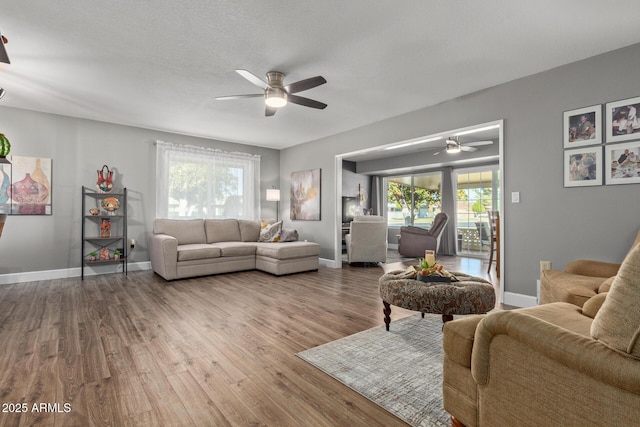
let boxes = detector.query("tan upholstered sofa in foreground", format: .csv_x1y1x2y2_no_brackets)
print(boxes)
148,218,320,280
442,243,640,426
540,229,640,307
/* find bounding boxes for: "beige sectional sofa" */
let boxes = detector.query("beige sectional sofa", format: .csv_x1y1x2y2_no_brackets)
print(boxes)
149,218,320,280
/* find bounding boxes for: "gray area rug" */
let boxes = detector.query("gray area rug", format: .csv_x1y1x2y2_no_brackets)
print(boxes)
297,314,449,427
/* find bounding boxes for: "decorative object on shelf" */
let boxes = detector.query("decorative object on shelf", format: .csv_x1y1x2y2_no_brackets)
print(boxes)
88,251,97,261
113,249,121,260
101,196,120,214
290,168,321,221
96,164,114,193
99,248,110,261
100,218,111,238
0,133,10,160
89,208,99,215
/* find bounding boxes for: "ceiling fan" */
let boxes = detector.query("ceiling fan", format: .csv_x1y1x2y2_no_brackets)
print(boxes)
216,69,327,116
433,137,493,155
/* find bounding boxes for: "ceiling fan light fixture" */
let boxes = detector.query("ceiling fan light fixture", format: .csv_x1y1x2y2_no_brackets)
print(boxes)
445,139,461,154
265,88,287,108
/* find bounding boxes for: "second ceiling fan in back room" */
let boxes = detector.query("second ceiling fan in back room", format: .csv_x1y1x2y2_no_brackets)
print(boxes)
432,137,493,155
216,69,327,116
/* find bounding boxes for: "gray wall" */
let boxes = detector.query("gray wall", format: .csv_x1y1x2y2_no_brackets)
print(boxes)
281,43,640,297
0,107,279,274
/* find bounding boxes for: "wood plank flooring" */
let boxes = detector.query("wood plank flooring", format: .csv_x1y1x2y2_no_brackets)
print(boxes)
0,257,497,426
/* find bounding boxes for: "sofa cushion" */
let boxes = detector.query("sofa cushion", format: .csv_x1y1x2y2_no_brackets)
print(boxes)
211,242,256,257
591,243,640,359
598,276,616,293
154,219,205,245
177,244,221,261
582,293,608,319
238,220,261,242
205,219,241,243
259,220,282,242
255,241,320,260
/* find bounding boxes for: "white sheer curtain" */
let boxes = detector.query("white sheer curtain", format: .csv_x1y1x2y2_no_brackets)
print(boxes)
155,140,261,219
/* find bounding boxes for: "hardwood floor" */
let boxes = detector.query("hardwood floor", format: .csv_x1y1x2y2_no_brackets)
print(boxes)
0,257,497,426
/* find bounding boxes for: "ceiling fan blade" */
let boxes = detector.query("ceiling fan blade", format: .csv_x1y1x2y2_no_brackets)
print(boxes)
465,140,494,147
215,94,263,100
285,76,327,94
265,106,277,117
236,69,270,90
460,146,478,152
287,94,327,109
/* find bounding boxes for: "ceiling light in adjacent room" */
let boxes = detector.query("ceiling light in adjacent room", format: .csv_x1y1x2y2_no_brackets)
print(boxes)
445,139,461,154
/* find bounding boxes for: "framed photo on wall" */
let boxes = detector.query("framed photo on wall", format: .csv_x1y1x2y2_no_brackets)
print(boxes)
290,168,321,220
563,147,602,187
604,141,640,185
563,105,601,148
605,96,640,143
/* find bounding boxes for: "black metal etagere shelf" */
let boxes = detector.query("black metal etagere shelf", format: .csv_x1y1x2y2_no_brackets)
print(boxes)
81,186,127,279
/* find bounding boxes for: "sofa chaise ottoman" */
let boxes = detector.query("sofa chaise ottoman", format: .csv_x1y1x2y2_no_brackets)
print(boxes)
148,218,320,280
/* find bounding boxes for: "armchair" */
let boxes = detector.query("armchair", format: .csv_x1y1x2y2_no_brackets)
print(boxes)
540,228,640,307
442,243,640,426
397,212,448,257
345,215,387,264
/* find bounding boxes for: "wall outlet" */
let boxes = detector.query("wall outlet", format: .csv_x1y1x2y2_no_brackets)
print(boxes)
540,260,552,272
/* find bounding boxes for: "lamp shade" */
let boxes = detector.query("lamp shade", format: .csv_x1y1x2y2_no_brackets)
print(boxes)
266,188,281,201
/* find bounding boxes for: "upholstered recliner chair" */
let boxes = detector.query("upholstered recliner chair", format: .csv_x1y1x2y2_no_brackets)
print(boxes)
397,212,449,257
345,215,388,264
540,229,640,307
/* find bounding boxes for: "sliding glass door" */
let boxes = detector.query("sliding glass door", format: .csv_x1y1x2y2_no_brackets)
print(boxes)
454,166,499,256
386,172,442,228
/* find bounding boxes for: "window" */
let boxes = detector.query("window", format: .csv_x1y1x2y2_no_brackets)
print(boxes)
454,166,499,255
155,141,260,219
386,172,442,228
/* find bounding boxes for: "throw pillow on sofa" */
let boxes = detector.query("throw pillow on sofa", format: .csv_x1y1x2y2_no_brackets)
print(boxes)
259,221,282,242
279,228,299,242
591,242,640,359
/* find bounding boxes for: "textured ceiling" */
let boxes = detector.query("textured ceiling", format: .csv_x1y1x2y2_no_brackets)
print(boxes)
2,1,640,150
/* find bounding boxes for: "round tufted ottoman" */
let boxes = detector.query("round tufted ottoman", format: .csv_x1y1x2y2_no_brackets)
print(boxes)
379,270,496,330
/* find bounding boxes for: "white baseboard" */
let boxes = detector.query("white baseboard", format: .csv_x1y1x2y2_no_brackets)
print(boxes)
319,257,341,268
503,291,538,308
0,261,152,285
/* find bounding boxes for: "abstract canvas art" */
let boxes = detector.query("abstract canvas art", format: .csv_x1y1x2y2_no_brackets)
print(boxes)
290,168,321,220
0,156,53,215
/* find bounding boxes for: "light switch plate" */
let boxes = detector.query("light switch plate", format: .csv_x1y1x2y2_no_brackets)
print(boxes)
511,192,520,203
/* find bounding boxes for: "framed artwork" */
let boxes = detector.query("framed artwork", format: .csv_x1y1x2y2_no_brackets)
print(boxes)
290,168,321,220
0,155,53,215
604,141,640,185
563,105,601,148
564,147,602,187
605,96,640,143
